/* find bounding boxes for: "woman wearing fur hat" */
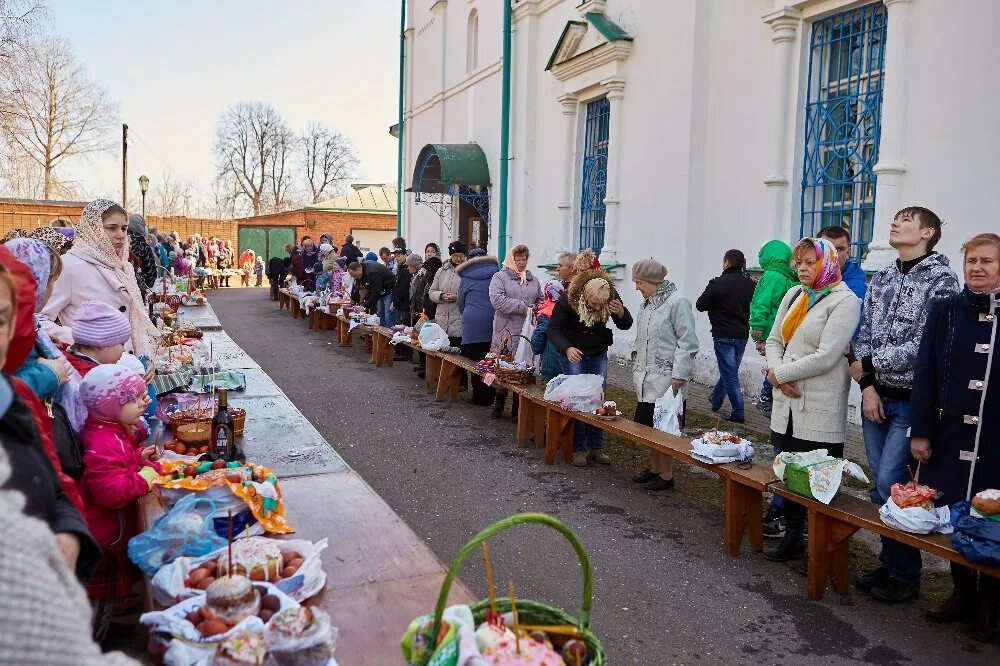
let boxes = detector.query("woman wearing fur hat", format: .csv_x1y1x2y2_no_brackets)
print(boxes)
630,259,700,490
548,266,633,466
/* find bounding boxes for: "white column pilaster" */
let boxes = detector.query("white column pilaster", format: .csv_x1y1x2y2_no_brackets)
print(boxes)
863,0,913,271
599,78,625,265
557,93,578,256
761,7,801,242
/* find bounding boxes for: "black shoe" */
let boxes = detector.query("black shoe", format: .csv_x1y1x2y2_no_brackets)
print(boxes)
723,415,745,424
971,599,999,643
632,469,657,483
490,406,504,419
765,530,804,562
855,566,891,593
646,476,675,491
927,590,977,623
762,506,785,539
869,577,919,604
417,371,425,379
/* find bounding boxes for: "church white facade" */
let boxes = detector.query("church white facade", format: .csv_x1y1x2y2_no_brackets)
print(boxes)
399,0,999,411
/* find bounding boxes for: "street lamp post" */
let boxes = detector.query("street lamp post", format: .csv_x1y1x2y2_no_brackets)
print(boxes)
138,174,149,220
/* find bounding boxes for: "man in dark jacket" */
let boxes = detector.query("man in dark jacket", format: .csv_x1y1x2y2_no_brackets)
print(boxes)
267,253,286,301
348,259,396,319
340,234,364,263
696,249,755,423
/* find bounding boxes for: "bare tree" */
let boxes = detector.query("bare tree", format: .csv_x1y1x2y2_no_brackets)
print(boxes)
214,101,301,216
0,0,48,62
302,121,358,203
148,170,188,217
0,36,115,199
0,144,79,199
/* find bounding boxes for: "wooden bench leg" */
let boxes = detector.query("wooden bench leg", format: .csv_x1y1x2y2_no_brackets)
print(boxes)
309,309,319,330
532,402,546,449
544,411,574,464
425,355,441,393
723,478,764,556
382,338,394,367
338,321,352,347
807,511,859,600
516,395,532,447
435,361,457,401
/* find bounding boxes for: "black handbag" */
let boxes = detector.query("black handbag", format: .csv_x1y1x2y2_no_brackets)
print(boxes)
47,400,83,479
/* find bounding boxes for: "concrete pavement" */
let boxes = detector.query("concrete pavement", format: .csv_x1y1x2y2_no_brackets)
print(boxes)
210,287,997,665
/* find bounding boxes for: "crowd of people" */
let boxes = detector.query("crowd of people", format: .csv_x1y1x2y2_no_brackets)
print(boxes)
272,208,998,642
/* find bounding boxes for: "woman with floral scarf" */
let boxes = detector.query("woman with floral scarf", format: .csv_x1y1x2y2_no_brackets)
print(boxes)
40,200,159,361
763,237,861,562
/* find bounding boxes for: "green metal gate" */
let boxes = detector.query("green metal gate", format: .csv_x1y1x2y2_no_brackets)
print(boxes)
267,227,295,260
237,225,296,261
237,227,266,262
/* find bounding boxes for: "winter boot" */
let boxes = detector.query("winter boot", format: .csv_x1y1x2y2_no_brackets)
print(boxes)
927,563,978,623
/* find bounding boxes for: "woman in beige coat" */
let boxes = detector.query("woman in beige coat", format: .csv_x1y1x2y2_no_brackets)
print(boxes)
764,237,860,562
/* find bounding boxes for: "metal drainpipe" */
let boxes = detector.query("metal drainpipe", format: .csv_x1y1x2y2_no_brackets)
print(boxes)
497,0,512,258
396,0,406,236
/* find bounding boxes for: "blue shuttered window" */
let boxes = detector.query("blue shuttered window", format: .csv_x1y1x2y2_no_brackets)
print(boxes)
800,2,887,261
580,97,610,253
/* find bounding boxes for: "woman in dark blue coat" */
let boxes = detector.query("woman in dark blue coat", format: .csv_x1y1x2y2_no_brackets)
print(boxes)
457,250,499,406
911,233,1000,641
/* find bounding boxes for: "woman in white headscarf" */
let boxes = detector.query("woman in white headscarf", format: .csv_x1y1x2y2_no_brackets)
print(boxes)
40,199,159,361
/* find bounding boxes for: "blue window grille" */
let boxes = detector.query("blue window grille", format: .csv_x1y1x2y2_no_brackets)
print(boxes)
800,2,886,261
580,97,610,253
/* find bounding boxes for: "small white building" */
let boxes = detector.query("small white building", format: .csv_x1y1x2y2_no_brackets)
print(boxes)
400,0,998,415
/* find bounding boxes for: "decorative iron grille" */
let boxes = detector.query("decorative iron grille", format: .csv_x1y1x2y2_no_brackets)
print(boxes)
800,2,886,261
580,97,610,253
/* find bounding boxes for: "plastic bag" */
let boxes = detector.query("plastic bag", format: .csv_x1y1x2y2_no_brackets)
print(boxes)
653,387,684,436
128,495,228,576
951,501,1000,566
418,322,451,351
402,604,479,666
773,449,869,505
879,497,953,535
514,311,537,368
543,373,604,412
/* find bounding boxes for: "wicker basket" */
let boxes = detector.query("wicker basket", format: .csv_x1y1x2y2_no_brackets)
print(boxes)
428,512,604,665
171,407,244,437
152,292,182,312
175,422,211,446
492,330,536,385
230,407,246,437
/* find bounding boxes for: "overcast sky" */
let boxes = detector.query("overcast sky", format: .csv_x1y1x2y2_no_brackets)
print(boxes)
49,0,400,207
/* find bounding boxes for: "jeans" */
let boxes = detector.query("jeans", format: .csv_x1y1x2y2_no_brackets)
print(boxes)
863,396,922,584
559,352,608,452
710,338,747,419
376,292,393,326
760,377,773,402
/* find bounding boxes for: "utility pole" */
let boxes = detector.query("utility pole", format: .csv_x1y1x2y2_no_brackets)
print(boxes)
122,123,128,208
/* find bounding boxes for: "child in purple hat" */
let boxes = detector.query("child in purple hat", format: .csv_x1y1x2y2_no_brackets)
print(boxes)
63,301,134,379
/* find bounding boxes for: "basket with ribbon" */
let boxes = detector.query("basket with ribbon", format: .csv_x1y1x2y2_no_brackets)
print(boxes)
402,512,603,665
491,330,536,385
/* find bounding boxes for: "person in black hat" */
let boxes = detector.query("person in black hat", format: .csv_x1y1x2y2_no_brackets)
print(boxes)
347,258,396,321
428,242,468,348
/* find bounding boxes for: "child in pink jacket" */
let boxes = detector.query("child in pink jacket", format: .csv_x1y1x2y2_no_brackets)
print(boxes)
78,362,159,640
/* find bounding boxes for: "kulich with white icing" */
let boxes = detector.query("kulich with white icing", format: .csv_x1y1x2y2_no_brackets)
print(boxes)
217,537,283,581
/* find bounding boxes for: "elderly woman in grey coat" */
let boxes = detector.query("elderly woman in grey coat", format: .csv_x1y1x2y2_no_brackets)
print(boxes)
488,244,543,418
630,259,700,491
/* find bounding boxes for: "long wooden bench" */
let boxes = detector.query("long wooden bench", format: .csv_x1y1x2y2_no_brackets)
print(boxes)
768,483,1000,600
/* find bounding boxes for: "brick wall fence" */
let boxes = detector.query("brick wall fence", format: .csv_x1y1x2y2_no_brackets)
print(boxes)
0,199,238,247
0,199,398,257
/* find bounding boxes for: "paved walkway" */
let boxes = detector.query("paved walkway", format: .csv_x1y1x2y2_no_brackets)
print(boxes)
207,288,998,665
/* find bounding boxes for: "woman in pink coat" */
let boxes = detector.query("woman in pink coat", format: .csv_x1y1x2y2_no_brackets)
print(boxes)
40,199,159,360
488,244,543,418
78,362,158,640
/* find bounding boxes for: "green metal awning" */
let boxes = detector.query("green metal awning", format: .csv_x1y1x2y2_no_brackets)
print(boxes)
408,143,491,194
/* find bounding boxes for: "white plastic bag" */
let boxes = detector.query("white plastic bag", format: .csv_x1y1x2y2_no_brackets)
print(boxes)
879,497,953,535
514,310,537,368
418,322,451,351
652,387,684,436
543,373,604,412
773,449,870,505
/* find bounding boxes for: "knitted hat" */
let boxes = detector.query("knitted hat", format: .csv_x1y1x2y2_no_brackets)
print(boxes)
319,243,334,253
468,248,487,258
80,363,146,422
72,300,131,347
447,241,467,256
116,352,146,375
631,258,668,283
406,253,424,269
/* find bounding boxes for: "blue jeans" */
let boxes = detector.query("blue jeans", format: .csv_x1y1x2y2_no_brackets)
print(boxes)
760,377,773,402
376,292,393,326
710,338,747,419
559,352,608,452
863,397,921,584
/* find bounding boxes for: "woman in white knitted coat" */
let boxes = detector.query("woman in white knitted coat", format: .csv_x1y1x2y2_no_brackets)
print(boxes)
0,426,139,665
764,237,860,562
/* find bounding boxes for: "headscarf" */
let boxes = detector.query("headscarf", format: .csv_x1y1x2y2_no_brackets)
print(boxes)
538,279,566,319
578,277,612,327
127,214,148,236
75,199,158,359
4,238,51,308
503,249,528,285
780,237,843,343
25,228,70,255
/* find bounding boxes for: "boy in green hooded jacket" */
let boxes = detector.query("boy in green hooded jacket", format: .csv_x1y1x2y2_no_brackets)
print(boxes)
749,239,798,412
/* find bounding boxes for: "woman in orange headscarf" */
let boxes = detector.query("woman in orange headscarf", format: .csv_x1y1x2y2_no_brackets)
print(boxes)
763,237,861,562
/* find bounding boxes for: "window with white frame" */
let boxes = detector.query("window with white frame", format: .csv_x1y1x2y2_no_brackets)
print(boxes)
466,9,479,72
800,2,886,260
